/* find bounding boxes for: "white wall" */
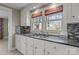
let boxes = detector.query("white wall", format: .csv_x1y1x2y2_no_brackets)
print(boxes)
12,9,20,48
0,5,20,51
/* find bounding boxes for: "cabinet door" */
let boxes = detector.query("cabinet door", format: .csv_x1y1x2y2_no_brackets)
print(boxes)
20,36,27,54
68,46,79,55
21,9,27,26
54,43,69,55
45,41,57,55
70,4,79,23
15,35,19,50
63,4,72,23
72,4,79,19
45,41,69,55
34,39,45,55
27,37,34,55
15,35,21,51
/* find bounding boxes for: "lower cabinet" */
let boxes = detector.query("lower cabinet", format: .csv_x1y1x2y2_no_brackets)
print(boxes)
26,37,34,55
20,36,27,54
45,41,57,55
15,34,79,55
68,46,79,55
45,41,69,55
15,35,21,52
15,35,27,54
34,39,45,55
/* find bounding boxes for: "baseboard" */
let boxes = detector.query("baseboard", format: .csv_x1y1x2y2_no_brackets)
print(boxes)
8,48,16,52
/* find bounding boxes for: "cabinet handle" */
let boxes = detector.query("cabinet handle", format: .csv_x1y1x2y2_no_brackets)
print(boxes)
72,16,75,18
44,48,45,54
35,47,37,49
31,45,32,47
47,51,50,55
54,47,56,49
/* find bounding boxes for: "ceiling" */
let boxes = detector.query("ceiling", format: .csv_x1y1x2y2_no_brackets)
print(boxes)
0,3,29,10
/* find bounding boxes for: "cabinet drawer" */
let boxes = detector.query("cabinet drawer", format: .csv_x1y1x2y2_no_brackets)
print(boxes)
45,41,69,55
68,46,79,55
34,39,45,55
54,43,69,55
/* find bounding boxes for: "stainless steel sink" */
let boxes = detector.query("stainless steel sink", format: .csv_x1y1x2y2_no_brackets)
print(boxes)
31,34,47,39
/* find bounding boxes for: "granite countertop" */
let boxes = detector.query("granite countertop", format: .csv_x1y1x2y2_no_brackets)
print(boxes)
16,33,79,47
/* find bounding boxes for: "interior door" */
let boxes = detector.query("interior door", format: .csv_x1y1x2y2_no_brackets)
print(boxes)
0,18,3,39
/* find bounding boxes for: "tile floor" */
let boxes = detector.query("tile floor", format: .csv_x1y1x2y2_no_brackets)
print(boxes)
0,39,21,55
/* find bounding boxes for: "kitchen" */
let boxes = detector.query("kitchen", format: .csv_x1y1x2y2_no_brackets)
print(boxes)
15,3,79,55
0,3,79,55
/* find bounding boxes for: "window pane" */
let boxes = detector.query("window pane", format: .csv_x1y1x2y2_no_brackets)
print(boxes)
56,12,63,19
48,14,57,20
47,20,61,32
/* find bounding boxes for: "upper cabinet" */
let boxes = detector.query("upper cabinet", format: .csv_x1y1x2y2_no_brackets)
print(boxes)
72,4,79,19
71,4,79,22
20,3,79,32
21,8,31,26
21,8,26,26
65,3,79,23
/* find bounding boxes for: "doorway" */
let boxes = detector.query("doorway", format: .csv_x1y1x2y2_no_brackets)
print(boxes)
0,18,4,39
3,18,8,40
0,18,8,40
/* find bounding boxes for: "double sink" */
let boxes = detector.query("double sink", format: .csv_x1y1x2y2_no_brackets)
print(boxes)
31,34,48,39
28,34,67,41
23,33,79,47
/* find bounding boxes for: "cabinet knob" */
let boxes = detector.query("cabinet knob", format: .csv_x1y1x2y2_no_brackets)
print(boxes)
35,47,37,49
54,47,56,49
44,49,45,54
31,45,32,47
72,16,75,18
47,51,50,55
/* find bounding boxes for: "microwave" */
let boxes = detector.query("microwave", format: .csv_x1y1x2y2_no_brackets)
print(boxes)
16,26,31,34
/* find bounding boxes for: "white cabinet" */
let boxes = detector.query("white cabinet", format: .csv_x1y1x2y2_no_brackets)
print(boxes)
34,39,45,55
21,8,31,26
54,43,69,55
20,35,27,54
21,8,27,26
15,35,21,52
45,41,69,55
15,34,79,55
66,3,79,23
45,41,56,55
63,3,79,23
71,4,79,19
15,35,27,54
26,37,34,55
71,4,79,22
68,46,79,55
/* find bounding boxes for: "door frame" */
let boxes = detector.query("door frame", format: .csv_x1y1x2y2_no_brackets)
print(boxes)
0,5,13,51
